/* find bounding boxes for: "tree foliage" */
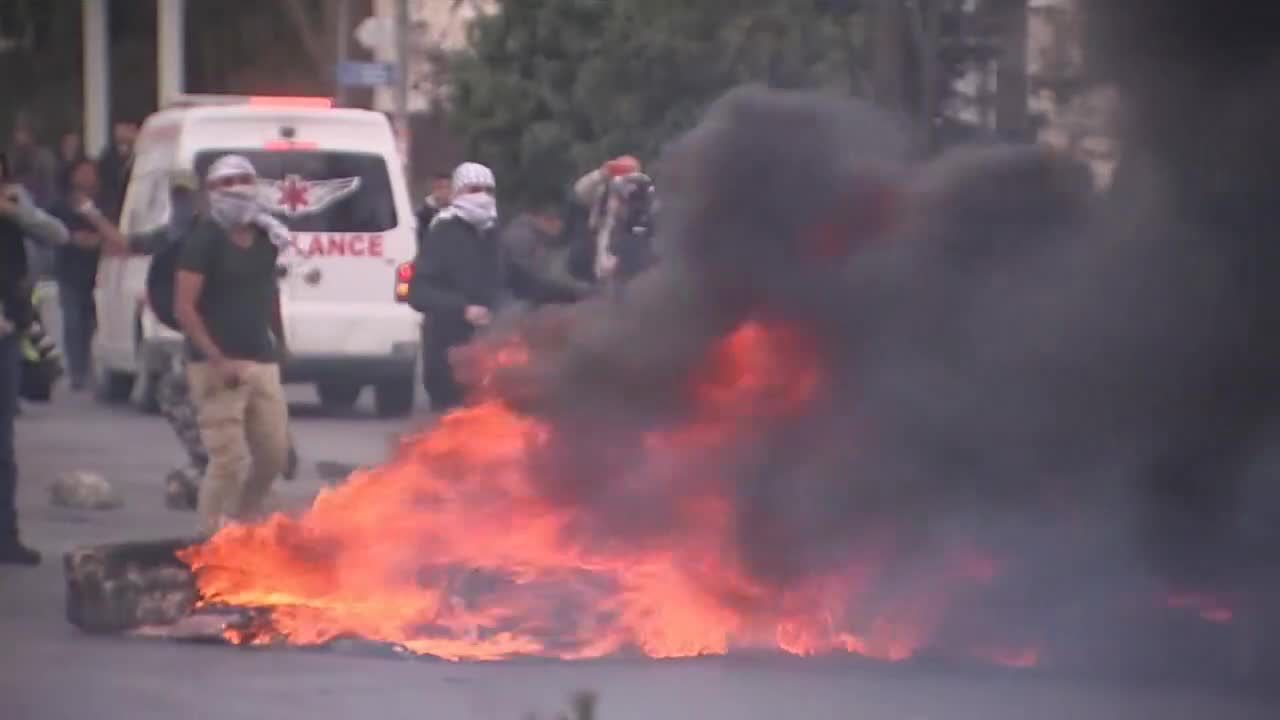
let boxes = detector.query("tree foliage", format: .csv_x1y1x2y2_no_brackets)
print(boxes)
445,0,867,208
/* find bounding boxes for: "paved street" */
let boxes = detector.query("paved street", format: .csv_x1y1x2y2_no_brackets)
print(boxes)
3,388,1279,720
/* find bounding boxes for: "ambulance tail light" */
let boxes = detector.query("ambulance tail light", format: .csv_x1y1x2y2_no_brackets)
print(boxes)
395,262,414,302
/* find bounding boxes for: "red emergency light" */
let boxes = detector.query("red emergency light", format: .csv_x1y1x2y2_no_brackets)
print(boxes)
263,139,320,151
247,96,334,109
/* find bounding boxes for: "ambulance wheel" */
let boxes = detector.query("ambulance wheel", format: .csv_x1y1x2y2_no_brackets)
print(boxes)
317,382,361,412
374,377,414,418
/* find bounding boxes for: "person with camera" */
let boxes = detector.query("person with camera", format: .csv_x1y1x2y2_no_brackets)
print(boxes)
571,155,643,285
1,151,70,565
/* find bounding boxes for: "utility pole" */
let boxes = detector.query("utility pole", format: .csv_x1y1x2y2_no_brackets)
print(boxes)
907,0,944,153
82,0,110,157
994,0,1030,140
335,0,351,106
157,0,186,107
394,0,412,179
871,0,910,114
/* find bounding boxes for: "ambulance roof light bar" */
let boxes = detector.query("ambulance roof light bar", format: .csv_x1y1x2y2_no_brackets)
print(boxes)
165,93,334,109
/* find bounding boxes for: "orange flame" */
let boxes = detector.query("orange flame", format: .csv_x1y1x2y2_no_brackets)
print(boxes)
179,321,1038,666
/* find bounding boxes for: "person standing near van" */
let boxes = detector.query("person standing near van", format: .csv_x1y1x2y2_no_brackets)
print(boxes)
51,158,125,390
97,119,138,224
416,171,453,249
1,150,70,565
408,162,505,413
174,154,292,534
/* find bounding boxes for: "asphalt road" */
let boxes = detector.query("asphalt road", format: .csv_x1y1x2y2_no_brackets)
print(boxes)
3,388,1279,720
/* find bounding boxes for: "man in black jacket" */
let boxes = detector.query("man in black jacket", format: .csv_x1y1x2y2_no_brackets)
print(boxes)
407,162,504,413
1,151,70,565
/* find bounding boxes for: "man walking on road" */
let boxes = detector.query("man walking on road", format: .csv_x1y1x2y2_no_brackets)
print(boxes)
1,151,70,564
408,162,505,413
174,155,292,534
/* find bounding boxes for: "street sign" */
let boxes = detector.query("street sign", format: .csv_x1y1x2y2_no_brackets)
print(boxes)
335,61,397,88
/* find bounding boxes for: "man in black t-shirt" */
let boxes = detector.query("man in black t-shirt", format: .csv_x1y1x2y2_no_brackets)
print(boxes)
174,154,292,535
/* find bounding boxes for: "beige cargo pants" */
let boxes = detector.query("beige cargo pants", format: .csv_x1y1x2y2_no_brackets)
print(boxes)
188,361,290,534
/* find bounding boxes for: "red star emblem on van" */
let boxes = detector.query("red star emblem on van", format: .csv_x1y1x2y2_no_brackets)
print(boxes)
278,174,310,213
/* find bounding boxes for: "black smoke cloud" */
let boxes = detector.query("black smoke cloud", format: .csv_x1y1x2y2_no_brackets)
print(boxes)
459,0,1280,630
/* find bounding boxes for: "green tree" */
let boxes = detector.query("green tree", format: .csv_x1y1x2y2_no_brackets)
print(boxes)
444,0,867,208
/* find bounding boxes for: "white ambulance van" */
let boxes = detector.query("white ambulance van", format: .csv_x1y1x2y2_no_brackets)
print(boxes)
93,95,420,417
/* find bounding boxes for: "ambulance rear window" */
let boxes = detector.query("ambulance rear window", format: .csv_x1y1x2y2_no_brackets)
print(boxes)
194,150,398,233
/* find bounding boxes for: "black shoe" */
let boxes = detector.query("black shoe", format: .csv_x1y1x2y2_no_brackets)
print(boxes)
0,540,42,566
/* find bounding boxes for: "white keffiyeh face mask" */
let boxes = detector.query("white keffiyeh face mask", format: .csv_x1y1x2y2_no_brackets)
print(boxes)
209,187,266,228
451,191,498,230
209,187,292,249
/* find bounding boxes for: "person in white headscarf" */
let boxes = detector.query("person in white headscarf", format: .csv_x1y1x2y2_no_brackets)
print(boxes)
202,154,292,250
172,153,293,535
407,161,505,412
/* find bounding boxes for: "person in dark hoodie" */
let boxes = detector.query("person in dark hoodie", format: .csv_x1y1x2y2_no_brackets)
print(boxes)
407,162,504,412
1,150,70,565
502,196,593,307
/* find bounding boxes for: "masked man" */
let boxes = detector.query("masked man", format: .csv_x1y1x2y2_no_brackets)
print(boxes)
174,154,293,534
407,162,505,413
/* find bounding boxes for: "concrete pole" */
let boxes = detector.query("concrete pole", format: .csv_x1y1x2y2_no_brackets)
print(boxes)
82,0,110,157
157,0,186,108
995,0,1030,141
335,0,351,106
395,0,412,178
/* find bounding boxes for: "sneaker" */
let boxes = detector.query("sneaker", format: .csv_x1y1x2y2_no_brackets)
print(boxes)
164,467,200,511
0,540,42,566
